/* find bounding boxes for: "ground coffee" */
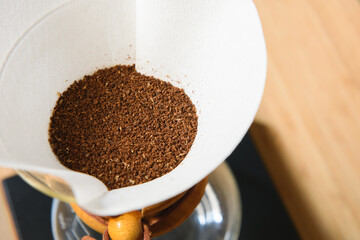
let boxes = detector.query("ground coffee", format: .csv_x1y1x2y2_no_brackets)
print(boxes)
49,65,198,189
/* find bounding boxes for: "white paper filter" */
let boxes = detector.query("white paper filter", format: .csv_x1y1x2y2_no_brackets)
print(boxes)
0,0,266,216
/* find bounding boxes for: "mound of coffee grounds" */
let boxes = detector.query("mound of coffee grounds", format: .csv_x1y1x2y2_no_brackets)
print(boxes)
49,65,198,189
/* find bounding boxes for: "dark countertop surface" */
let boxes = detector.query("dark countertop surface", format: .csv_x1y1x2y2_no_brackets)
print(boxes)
3,133,299,240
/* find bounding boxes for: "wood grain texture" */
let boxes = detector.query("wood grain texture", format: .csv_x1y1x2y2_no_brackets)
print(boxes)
0,168,17,240
251,0,360,239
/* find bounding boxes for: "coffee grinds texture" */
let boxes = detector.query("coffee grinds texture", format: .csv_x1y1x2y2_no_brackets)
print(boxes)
49,65,198,189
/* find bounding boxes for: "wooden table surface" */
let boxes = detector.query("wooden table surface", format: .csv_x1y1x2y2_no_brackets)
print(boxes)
251,0,360,239
0,0,359,239
0,168,17,240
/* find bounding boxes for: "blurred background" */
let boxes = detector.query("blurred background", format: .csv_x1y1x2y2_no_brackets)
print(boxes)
0,0,359,239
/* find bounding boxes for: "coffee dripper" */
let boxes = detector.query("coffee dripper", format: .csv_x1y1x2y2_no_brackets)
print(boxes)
0,0,266,238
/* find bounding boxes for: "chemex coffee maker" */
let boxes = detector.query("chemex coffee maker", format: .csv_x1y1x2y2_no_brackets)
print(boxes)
0,0,266,239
